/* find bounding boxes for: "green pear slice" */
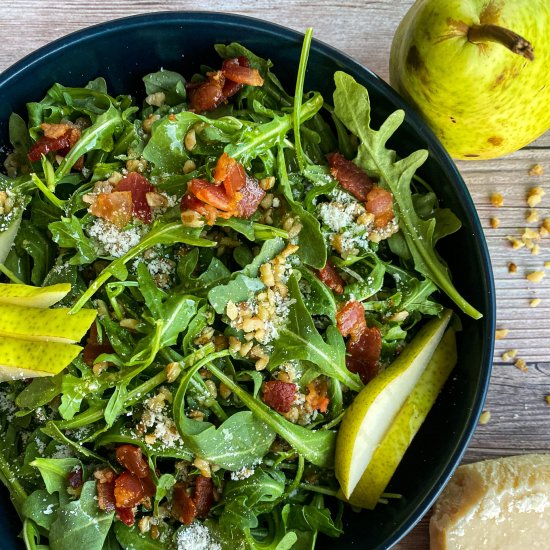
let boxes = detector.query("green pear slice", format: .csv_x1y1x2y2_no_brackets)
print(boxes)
348,328,457,509
335,310,452,498
0,282,71,308
0,335,81,382
0,214,22,264
0,303,96,343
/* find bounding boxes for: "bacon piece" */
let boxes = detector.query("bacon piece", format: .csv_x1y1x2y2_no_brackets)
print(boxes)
172,483,197,525
188,71,226,112
28,123,82,167
327,151,375,201
317,260,345,295
365,186,394,228
89,191,133,229
214,152,246,199
83,323,114,367
306,379,330,413
94,468,116,513
189,178,233,212
262,381,297,414
221,57,264,86
236,176,266,218
114,471,145,509
346,326,382,384
67,467,83,489
115,445,149,479
116,507,135,526
336,301,366,340
116,172,155,224
194,476,214,519
141,473,156,499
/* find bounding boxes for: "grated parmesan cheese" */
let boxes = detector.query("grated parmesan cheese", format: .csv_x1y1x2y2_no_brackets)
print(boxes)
88,218,143,257
175,522,221,550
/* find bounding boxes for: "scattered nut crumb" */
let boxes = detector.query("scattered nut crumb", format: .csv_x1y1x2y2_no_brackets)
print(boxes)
514,358,528,372
545,261,550,269
501,349,518,361
530,298,541,308
526,209,540,223
495,329,509,340
529,164,544,176
508,262,517,273
490,192,504,207
545,395,550,406
479,410,491,425
531,244,541,255
489,217,500,229
526,270,545,283
507,236,524,249
527,187,545,207
522,227,540,240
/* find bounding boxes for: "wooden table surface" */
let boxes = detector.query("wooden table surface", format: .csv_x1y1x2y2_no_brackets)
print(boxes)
2,1,549,548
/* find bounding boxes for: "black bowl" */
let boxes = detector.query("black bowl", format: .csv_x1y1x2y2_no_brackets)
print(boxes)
0,12,495,549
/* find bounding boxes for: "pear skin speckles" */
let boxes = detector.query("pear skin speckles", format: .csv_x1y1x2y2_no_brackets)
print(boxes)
0,283,70,308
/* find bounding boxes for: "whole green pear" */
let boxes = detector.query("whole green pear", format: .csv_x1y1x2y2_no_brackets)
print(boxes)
390,0,550,160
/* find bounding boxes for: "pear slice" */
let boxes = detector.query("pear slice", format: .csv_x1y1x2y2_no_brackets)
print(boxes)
0,335,81,382
335,310,452,499
0,213,22,264
0,282,71,308
0,303,96,343
348,327,457,509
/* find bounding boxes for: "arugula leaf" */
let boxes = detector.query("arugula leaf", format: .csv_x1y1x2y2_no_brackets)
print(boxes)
70,222,214,313
14,221,54,285
173,351,275,470
30,457,81,499
22,489,59,530
143,69,186,105
115,522,166,549
49,216,98,265
333,71,481,319
207,363,336,468
16,375,62,410
299,268,337,322
270,275,362,392
48,481,114,550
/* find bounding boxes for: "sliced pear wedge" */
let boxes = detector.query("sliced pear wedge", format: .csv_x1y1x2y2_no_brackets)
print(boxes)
348,327,457,509
0,335,82,382
335,310,452,499
0,303,96,343
0,282,71,308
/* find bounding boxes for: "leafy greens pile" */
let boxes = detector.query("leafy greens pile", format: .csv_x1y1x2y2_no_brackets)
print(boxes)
0,29,479,550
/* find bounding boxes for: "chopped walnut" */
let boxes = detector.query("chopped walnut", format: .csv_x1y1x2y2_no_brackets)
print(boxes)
526,270,545,283
495,329,509,340
489,217,500,229
478,410,491,425
508,262,517,273
529,164,544,177
514,358,528,372
490,192,504,207
501,349,518,361
530,298,541,308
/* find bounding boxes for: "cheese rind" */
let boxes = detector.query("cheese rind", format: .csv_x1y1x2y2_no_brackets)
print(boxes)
430,454,550,550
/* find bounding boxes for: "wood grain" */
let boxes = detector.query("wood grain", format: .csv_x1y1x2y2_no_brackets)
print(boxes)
2,1,550,549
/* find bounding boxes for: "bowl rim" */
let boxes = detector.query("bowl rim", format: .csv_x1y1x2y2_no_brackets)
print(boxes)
0,11,495,549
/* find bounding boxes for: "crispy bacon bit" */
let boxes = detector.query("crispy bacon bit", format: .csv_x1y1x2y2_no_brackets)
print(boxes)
188,71,226,112
346,326,382,384
214,152,246,199
89,190,133,229
194,476,215,519
318,260,345,295
188,57,264,112
28,123,82,166
114,471,145,509
221,57,264,86
262,381,297,413
189,178,233,212
336,301,366,340
116,507,135,527
116,172,156,224
306,379,330,413
183,155,265,223
83,323,114,367
327,151,375,201
116,445,149,479
365,186,394,228
94,468,116,513
236,176,266,218
172,483,197,525
68,467,83,489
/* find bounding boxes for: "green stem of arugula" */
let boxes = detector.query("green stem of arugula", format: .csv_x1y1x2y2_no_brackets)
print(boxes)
0,448,27,515
30,173,65,209
293,27,314,173
298,483,338,497
0,263,25,284
285,454,305,496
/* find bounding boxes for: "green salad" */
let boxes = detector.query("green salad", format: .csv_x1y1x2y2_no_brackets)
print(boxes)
0,29,480,549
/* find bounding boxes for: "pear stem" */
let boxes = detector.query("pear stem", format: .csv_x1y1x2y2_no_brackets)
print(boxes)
468,24,534,60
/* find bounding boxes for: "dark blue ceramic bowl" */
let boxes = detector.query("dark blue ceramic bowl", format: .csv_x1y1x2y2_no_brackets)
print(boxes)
0,12,495,550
